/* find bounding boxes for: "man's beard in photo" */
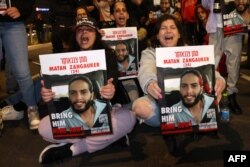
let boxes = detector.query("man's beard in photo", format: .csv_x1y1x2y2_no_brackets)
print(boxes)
181,93,203,108
117,54,129,63
236,4,249,14
71,100,94,114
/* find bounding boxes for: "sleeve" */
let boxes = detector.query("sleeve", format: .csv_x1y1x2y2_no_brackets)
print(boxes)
138,48,158,94
201,0,211,11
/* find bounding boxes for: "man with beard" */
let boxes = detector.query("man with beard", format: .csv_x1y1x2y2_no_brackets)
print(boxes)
228,0,250,27
115,41,136,76
172,69,216,126
61,76,110,131
235,0,250,24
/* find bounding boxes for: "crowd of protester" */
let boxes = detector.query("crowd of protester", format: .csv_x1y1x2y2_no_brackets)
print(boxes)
0,0,249,164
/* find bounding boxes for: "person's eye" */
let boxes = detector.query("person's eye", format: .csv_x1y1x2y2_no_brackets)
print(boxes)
181,85,186,89
170,26,177,29
160,27,167,30
192,84,199,88
86,28,95,32
81,90,89,95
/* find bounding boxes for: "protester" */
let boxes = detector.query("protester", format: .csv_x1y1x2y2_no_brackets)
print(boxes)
132,14,225,127
0,0,40,130
202,0,247,114
38,17,136,164
146,0,174,38
101,0,144,104
195,4,209,45
34,12,44,44
75,5,89,21
112,0,143,98
76,0,100,21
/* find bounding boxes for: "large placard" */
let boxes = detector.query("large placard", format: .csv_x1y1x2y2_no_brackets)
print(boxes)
156,45,218,135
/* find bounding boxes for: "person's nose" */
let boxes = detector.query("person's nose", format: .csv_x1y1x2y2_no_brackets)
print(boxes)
76,92,82,100
165,27,172,33
118,50,123,55
186,86,193,94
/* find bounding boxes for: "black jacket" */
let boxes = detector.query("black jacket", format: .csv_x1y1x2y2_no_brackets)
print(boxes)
0,0,35,22
49,0,77,27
